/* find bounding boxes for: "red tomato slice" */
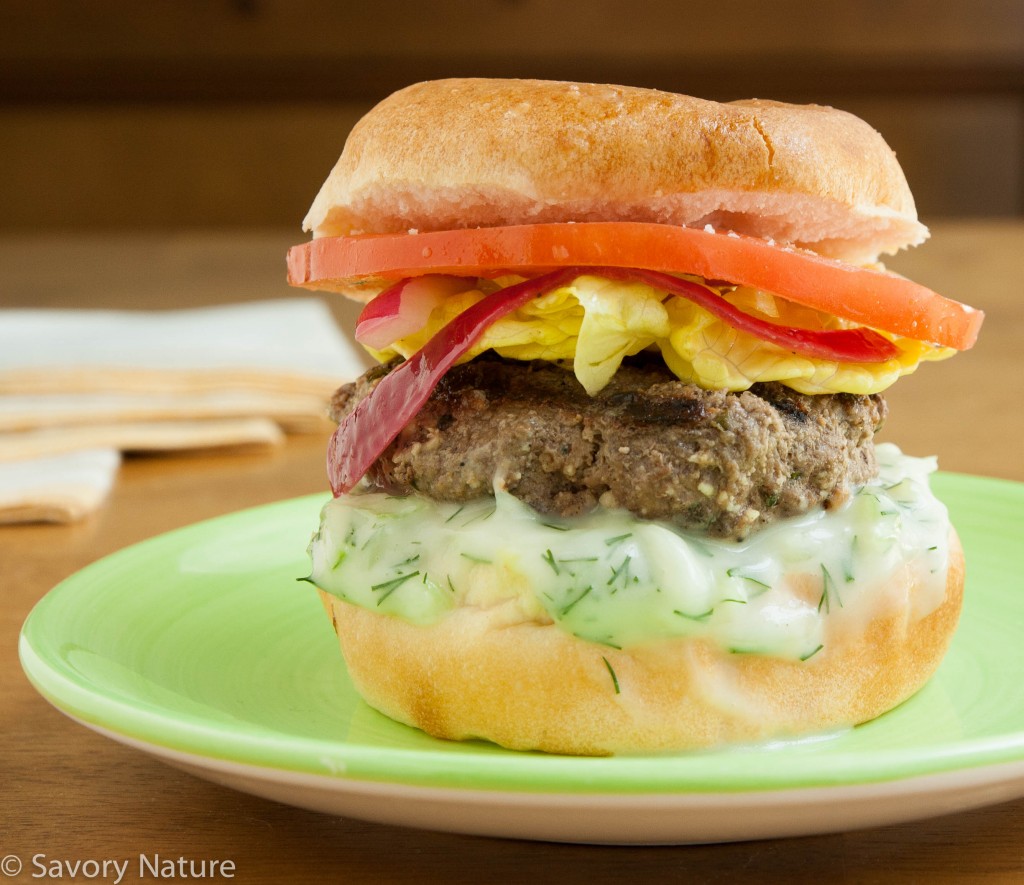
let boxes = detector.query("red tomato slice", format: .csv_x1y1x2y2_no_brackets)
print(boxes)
288,222,983,350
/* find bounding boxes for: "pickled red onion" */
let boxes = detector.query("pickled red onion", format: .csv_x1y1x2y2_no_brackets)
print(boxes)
329,268,576,494
599,267,900,364
355,274,472,350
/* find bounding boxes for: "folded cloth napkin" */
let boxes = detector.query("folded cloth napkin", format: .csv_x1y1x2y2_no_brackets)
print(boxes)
0,298,367,522
0,390,332,433
0,298,364,396
0,449,120,524
0,418,286,461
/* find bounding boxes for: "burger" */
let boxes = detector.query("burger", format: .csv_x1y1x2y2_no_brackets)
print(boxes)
287,79,983,755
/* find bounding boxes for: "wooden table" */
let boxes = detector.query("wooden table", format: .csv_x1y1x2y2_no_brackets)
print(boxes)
2,224,1022,882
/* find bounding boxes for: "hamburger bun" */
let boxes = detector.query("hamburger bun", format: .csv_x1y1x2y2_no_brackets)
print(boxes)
303,78,927,264
317,533,963,755
294,78,977,757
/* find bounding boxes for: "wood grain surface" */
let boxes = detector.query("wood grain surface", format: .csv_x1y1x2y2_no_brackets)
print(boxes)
2,2,1022,228
1,224,1022,882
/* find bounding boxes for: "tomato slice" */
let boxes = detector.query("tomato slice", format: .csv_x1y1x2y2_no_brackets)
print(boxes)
288,222,983,350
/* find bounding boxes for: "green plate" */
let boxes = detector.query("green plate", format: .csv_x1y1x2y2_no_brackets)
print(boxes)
19,473,1024,843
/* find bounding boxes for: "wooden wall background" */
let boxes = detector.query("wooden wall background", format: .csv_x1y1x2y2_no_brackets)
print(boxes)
2,0,1022,231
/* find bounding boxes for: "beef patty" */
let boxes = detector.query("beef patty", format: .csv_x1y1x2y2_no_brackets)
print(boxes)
330,355,887,540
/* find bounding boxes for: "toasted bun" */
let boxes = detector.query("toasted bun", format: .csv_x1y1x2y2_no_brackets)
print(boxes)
317,532,964,755
303,78,926,264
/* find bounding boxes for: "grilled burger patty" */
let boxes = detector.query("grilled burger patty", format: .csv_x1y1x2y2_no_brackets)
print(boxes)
330,355,887,540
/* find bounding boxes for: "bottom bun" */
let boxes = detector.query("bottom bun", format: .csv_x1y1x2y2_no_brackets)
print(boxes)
317,532,964,756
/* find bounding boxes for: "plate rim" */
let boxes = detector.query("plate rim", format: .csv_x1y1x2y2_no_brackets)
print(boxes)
56,712,1024,844
19,471,1024,798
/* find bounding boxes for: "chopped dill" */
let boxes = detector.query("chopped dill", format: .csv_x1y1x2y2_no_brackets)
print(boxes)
372,571,420,604
542,549,560,575
460,505,497,525
607,555,632,589
800,644,824,662
541,521,570,532
601,656,621,694
726,568,771,595
371,572,418,592
460,552,493,564
331,550,347,570
686,539,715,558
561,585,593,615
604,532,633,547
673,608,714,621
818,564,842,613
444,505,466,523
844,536,858,582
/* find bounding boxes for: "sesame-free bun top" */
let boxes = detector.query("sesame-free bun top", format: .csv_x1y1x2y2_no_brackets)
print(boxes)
303,78,927,264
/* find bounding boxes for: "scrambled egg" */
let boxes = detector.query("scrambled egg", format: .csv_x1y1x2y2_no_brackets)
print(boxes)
368,275,954,396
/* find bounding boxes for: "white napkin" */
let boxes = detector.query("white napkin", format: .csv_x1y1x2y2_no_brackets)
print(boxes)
0,449,120,524
0,298,364,393
0,298,366,522
0,418,286,462
0,390,333,434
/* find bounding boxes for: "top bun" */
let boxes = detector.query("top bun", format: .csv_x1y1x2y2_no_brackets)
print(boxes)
303,78,926,264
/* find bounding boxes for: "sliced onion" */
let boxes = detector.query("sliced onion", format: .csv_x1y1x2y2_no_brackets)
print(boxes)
329,266,899,494
355,274,473,350
599,267,900,363
329,268,576,494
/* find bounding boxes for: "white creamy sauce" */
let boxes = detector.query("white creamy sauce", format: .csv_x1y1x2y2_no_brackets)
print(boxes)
307,444,950,660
